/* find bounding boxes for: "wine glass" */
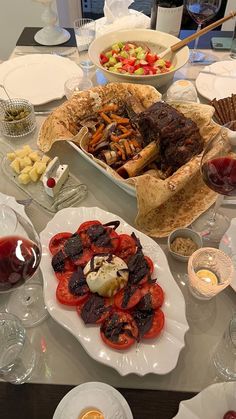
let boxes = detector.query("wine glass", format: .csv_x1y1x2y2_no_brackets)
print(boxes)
185,0,222,63
192,126,236,245
0,205,48,327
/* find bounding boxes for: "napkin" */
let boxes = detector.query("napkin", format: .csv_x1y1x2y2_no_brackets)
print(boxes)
104,0,134,23
96,0,150,37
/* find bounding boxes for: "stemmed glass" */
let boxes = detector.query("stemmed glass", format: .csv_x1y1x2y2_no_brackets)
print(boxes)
74,18,96,83
192,125,236,245
185,0,222,63
0,205,47,327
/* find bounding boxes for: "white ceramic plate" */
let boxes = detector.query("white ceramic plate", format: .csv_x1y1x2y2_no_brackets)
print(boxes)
0,54,83,105
173,382,236,418
40,206,189,376
219,218,236,292
69,142,136,197
53,381,133,419
196,60,236,101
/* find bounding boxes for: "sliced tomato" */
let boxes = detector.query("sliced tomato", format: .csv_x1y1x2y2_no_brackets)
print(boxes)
55,259,76,281
49,232,72,255
77,220,102,233
114,286,142,310
91,228,120,254
56,272,89,306
143,309,164,339
100,311,138,350
74,249,93,267
75,294,91,315
144,256,154,275
115,234,136,262
140,282,164,310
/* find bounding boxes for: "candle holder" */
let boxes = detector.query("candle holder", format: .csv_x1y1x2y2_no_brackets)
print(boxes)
187,247,234,300
33,0,71,46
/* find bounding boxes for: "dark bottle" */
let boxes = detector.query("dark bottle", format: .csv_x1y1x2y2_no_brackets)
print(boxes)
151,0,184,37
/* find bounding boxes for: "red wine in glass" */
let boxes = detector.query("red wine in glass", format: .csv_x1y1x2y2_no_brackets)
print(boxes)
202,157,236,196
186,2,219,24
0,235,40,288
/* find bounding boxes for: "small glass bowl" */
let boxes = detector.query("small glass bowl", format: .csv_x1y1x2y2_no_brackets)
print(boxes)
64,76,93,100
0,98,36,138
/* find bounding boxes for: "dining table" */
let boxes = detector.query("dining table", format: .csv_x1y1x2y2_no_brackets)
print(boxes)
0,28,236,419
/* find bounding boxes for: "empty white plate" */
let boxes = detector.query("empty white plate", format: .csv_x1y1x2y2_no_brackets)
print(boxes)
196,60,236,101
0,54,83,105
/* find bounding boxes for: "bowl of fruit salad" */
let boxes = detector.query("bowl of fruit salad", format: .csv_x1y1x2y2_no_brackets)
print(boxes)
89,28,189,88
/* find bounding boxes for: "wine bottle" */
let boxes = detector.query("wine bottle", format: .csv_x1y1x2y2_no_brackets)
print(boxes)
150,0,184,37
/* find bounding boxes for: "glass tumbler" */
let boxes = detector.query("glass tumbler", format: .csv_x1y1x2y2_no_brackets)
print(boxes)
74,18,96,53
230,21,236,60
213,314,236,380
0,312,37,384
187,247,234,300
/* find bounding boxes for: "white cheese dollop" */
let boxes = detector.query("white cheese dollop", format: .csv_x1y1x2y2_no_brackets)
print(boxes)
84,255,129,297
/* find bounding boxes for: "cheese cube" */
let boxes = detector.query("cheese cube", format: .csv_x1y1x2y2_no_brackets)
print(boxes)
21,165,32,174
7,152,16,161
15,148,29,158
18,173,31,185
41,155,51,165
10,158,21,174
29,167,39,182
19,156,32,169
22,145,32,154
35,162,47,175
29,152,40,162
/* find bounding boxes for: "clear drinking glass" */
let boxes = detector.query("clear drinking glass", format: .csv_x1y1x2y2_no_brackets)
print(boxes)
213,313,236,380
187,247,234,300
185,0,222,63
74,18,96,53
0,205,48,327
230,22,236,60
64,75,93,100
0,312,37,384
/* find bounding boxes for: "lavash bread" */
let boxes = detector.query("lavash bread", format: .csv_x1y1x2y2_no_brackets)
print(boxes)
37,84,221,238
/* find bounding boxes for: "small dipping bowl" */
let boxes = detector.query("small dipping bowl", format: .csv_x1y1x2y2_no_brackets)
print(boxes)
168,228,203,263
0,98,36,138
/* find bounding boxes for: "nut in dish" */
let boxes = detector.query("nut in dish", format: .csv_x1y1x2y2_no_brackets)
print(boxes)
38,83,221,238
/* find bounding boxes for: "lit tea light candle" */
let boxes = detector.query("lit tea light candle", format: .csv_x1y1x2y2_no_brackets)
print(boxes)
188,248,234,300
79,408,104,419
196,269,219,286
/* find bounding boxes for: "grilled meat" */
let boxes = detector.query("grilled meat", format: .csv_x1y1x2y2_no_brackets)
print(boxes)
132,101,203,172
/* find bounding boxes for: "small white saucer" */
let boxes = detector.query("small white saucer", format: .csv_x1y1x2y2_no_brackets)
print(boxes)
53,382,133,419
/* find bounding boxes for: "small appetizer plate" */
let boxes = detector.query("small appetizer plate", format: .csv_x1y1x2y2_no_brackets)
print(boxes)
168,228,203,263
172,382,236,419
53,382,133,419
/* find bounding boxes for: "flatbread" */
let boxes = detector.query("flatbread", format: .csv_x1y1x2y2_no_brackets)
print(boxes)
37,84,222,238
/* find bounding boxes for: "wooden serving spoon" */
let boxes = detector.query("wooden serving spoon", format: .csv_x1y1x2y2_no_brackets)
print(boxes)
158,10,236,59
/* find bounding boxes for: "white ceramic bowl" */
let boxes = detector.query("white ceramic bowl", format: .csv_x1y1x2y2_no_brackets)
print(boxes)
89,29,189,88
168,228,203,263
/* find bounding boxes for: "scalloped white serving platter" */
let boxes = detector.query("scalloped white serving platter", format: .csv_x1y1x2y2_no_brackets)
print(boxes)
40,206,189,376
173,382,236,419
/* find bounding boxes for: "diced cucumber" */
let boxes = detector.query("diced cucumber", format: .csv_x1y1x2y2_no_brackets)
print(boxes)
134,67,144,75
135,46,143,53
111,43,120,51
136,52,146,60
109,67,119,72
154,59,166,68
129,49,136,56
105,50,113,58
118,42,124,49
109,56,117,64
120,51,129,58
114,62,122,68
